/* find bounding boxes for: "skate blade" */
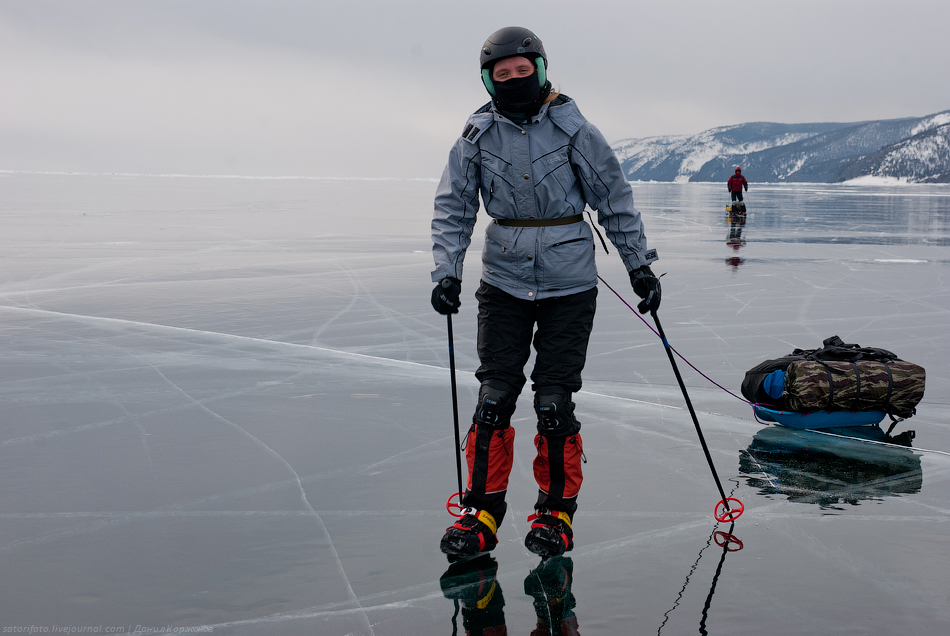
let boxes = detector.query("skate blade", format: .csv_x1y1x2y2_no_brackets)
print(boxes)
440,536,492,560
445,550,492,564
525,537,566,558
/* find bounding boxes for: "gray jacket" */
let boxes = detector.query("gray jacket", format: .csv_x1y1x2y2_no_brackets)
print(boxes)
431,95,657,301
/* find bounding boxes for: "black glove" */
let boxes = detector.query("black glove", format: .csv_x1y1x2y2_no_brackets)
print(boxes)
431,277,462,315
630,265,661,314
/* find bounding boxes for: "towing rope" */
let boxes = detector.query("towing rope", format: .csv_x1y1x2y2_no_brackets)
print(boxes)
597,275,749,404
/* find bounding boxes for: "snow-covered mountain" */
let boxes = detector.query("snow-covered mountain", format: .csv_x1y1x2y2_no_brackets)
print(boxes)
613,110,950,183
839,118,950,183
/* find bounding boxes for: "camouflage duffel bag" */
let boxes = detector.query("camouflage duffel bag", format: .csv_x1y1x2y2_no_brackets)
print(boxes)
784,359,925,418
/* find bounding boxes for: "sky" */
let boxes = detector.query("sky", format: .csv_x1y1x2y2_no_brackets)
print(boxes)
2,0,950,179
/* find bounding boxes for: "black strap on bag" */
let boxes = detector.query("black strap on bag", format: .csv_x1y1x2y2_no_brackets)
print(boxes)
851,361,861,411
810,336,900,412
797,335,899,364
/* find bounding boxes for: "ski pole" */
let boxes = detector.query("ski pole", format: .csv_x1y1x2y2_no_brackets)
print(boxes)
446,314,465,511
650,309,743,521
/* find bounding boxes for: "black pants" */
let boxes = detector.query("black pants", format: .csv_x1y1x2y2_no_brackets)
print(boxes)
731,190,744,202
462,282,595,524
474,282,597,394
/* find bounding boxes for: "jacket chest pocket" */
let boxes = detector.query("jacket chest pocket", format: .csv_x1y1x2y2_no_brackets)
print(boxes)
537,148,576,193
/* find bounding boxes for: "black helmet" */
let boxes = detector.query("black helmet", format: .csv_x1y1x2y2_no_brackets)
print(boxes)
479,26,547,96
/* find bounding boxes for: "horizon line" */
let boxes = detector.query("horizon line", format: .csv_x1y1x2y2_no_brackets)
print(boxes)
1,169,944,187
0,169,440,182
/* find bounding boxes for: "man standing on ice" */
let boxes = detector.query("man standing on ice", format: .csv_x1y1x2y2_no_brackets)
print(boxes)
728,166,749,209
430,26,660,559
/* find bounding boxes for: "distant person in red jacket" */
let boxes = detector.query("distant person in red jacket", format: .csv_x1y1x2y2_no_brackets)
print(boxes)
728,167,748,207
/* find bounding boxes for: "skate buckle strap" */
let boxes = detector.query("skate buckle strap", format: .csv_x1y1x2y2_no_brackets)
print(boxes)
527,509,572,529
458,507,498,535
476,509,498,534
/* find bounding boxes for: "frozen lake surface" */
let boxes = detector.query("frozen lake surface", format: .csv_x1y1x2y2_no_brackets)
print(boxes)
1,173,949,634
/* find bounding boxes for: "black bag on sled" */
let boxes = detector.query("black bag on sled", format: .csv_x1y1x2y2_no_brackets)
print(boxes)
741,336,926,418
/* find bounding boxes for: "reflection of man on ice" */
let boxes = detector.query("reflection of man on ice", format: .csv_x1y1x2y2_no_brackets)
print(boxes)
727,167,748,210
441,554,580,635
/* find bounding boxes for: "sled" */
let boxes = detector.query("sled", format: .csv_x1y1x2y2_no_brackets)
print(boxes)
726,201,746,214
753,405,886,429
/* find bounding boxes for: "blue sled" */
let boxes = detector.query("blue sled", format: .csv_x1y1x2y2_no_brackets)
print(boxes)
753,405,886,430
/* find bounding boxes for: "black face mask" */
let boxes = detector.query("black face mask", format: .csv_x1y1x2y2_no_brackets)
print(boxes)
492,71,543,115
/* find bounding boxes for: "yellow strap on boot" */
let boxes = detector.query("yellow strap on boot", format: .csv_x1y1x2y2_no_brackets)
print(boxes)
476,510,498,534
553,510,572,528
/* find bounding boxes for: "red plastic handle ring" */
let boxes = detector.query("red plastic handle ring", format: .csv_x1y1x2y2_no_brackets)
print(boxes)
714,531,744,551
714,498,744,522
446,492,464,518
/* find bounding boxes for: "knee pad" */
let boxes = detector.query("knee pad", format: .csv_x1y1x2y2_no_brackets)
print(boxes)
473,383,517,429
534,389,580,437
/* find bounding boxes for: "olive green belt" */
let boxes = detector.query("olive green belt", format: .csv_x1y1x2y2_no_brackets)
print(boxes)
494,214,584,227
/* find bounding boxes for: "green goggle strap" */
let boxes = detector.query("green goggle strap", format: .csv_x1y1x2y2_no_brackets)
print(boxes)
481,69,495,96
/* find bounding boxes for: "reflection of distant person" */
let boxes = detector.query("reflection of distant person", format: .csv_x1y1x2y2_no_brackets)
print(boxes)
728,167,748,204
727,226,744,250
727,212,745,248
726,216,745,272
